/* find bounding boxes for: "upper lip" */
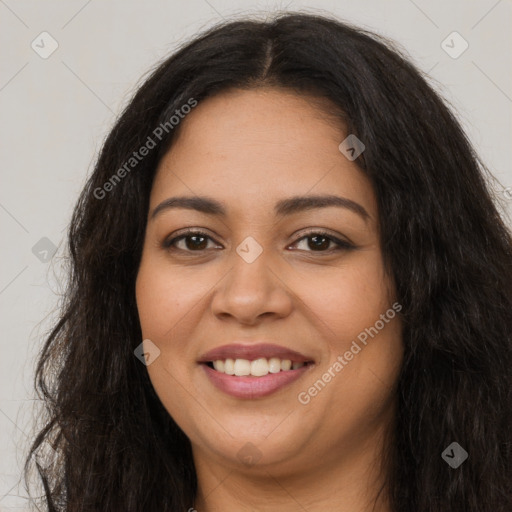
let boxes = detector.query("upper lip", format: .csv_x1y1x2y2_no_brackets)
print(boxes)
198,343,313,363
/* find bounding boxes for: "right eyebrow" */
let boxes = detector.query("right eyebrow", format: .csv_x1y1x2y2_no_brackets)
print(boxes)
151,196,226,219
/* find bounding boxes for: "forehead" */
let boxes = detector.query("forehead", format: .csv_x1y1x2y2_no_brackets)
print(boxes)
150,87,377,224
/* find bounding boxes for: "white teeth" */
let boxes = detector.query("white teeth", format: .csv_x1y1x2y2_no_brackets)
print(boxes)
213,360,224,372
250,358,269,376
268,357,281,374
280,359,292,371
234,359,251,376
209,357,307,377
224,358,235,375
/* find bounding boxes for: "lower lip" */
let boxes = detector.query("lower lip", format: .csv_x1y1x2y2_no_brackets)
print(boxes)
201,363,313,399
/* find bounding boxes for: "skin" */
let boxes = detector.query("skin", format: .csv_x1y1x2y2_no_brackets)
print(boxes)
135,87,403,512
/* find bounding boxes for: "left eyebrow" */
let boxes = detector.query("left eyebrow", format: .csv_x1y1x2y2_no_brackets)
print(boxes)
150,194,370,222
274,194,370,222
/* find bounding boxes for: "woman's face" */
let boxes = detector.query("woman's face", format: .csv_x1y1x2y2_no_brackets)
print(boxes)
136,87,403,476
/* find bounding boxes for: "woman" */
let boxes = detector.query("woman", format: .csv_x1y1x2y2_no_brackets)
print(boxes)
26,12,512,512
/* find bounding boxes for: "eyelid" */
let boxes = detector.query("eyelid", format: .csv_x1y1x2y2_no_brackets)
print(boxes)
162,228,355,253
162,228,219,249
291,228,354,248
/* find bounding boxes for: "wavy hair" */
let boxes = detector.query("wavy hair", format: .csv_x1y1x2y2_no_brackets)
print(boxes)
26,12,512,511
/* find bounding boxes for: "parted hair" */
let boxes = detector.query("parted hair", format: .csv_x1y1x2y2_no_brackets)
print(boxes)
26,12,512,512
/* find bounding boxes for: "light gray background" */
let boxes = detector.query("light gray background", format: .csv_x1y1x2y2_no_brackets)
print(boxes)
1,0,511,509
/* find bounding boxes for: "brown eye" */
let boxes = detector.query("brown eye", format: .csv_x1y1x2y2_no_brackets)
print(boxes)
182,234,209,250
305,234,332,251
291,231,354,253
163,230,219,252
163,229,354,255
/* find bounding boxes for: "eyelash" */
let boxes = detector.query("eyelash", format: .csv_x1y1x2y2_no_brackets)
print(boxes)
162,229,355,254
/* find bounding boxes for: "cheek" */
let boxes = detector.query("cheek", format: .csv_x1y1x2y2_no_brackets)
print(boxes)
300,251,393,348
135,258,204,427
135,256,210,341
135,254,226,400
295,251,402,412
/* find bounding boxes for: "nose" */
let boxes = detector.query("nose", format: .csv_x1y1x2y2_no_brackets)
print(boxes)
210,246,293,326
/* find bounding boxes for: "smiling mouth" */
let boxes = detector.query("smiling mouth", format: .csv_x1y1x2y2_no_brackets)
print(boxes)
203,357,314,377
